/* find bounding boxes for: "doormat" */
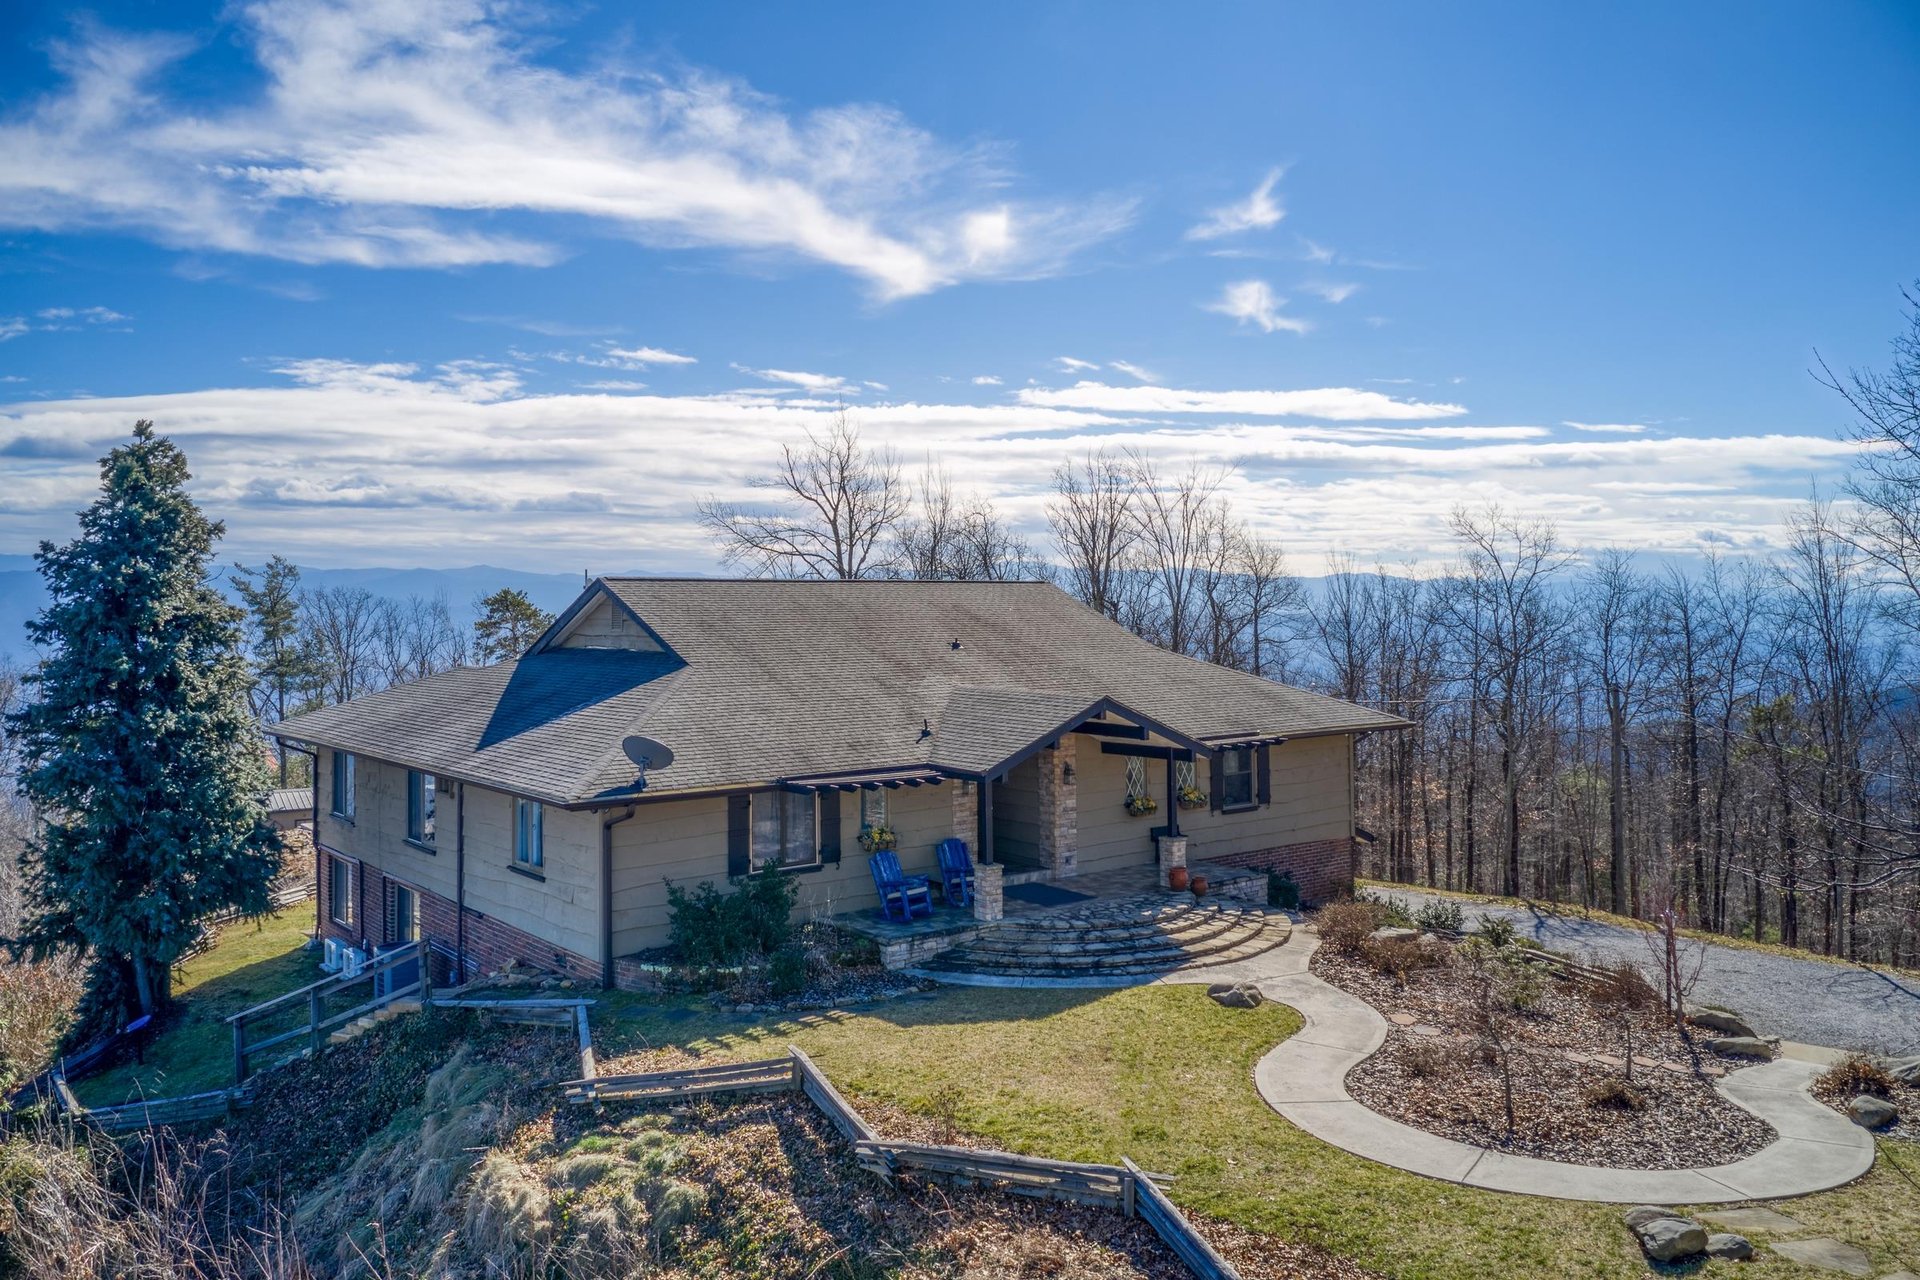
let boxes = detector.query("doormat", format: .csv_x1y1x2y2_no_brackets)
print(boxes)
1004,883,1096,908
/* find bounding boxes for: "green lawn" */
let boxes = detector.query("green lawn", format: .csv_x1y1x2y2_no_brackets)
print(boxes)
74,907,318,1106
599,984,1920,1280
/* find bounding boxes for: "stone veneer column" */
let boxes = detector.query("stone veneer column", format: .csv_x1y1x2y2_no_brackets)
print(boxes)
972,862,1004,921
950,779,978,852
1156,834,1188,889
1036,737,1079,878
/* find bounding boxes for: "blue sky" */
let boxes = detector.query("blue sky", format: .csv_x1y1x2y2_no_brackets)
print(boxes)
1,0,1915,572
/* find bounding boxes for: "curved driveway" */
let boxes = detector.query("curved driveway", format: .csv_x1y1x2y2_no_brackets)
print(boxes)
1386,889,1919,1056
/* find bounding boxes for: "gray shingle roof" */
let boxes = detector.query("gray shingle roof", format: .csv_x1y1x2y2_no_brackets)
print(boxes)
274,578,1407,806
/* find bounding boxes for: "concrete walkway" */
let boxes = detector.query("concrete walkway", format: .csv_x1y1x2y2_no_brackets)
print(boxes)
918,927,1880,1202
1237,935,1877,1203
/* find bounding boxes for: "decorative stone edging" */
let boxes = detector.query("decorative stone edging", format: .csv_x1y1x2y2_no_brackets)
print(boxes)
1245,937,1878,1204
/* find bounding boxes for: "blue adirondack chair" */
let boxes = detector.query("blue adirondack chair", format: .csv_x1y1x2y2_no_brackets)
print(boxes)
870,850,933,922
936,838,975,907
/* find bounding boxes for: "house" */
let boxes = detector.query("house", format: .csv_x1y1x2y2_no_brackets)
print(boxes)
273,578,1407,988
263,787,314,833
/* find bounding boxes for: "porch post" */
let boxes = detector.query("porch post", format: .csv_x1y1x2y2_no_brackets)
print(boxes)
1037,737,1079,878
978,774,997,864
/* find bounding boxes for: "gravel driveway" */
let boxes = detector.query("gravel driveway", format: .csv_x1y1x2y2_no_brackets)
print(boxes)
1379,889,1920,1057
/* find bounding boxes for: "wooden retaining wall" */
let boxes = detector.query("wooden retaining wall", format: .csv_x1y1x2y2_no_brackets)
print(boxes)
560,1046,1238,1280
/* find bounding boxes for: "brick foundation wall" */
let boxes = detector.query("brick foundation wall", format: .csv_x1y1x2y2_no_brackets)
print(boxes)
317,844,601,985
1204,836,1355,906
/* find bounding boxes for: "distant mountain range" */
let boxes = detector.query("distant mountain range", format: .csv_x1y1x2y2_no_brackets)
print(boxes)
0,556,607,661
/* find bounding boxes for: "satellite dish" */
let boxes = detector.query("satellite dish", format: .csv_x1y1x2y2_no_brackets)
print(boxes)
622,735,675,775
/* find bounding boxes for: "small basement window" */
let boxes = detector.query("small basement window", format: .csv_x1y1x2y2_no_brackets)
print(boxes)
406,771,436,847
330,751,356,820
515,799,544,870
752,790,819,869
1220,747,1256,809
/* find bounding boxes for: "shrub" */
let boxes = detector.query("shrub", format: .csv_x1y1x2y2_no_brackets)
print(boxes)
1267,870,1301,910
1362,936,1448,984
0,953,84,1093
1362,892,1415,928
1582,1076,1648,1111
1413,898,1465,934
1818,1054,1895,1100
1475,914,1519,949
1316,900,1385,956
766,946,808,998
1402,1039,1453,1079
665,866,799,967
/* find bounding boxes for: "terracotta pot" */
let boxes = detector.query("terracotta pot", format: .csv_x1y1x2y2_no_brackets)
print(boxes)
1189,875,1210,898
1167,866,1190,892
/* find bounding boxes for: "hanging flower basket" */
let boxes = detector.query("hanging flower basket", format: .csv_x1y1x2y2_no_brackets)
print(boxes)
1176,784,1207,810
859,825,898,852
1125,794,1158,817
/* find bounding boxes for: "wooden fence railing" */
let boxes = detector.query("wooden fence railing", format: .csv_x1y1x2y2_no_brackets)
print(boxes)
558,1045,1236,1280
80,1086,254,1134
224,940,428,1082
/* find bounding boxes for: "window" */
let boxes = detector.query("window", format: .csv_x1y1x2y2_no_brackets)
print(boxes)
390,884,418,943
330,751,356,820
1125,756,1148,800
1220,747,1256,809
751,789,818,868
329,857,353,926
514,798,544,870
406,771,436,846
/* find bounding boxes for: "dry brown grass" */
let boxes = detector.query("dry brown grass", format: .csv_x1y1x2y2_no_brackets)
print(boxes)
1816,1054,1898,1101
1316,900,1386,957
0,950,84,1092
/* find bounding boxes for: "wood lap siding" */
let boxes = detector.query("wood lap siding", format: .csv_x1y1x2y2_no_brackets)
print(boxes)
992,756,1045,870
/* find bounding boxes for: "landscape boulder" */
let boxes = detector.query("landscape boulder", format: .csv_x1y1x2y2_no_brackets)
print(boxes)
1879,1055,1920,1086
1622,1205,1678,1230
1846,1094,1898,1129
1706,1036,1775,1060
1368,926,1419,944
1629,1214,1709,1263
1685,1005,1758,1039
1208,981,1264,1009
1705,1233,1754,1261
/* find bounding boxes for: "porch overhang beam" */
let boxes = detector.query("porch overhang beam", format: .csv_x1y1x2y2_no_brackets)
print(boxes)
1098,743,1195,762
1201,733,1290,752
1072,722,1148,740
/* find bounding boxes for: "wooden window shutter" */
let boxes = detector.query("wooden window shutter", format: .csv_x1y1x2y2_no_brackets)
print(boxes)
1256,745,1272,806
726,794,751,877
818,790,841,864
1208,754,1225,812
382,879,396,943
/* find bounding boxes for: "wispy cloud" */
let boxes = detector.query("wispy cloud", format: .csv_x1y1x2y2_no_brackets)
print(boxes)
1302,282,1358,304
731,364,850,392
1015,382,1465,420
1564,420,1649,434
0,0,1132,299
971,375,1002,386
0,305,130,340
1054,356,1099,373
606,346,696,367
1204,280,1309,335
1187,169,1284,241
1109,360,1160,384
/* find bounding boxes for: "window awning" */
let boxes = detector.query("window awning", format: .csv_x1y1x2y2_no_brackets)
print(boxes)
778,766,948,792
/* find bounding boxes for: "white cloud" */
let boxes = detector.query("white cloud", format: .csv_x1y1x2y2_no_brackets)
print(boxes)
1564,421,1649,434
1108,360,1160,384
0,319,26,342
1303,282,1358,304
578,379,648,392
1054,356,1099,373
1016,383,1466,420
0,362,1862,572
0,0,1131,299
1204,280,1310,335
1187,169,1284,240
1299,237,1336,264
971,375,1002,386
0,306,131,339
606,346,696,367
731,364,850,392
862,381,889,391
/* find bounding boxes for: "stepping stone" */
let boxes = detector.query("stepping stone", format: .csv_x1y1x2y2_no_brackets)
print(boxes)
1700,1063,1726,1077
1409,1023,1442,1037
1658,1060,1689,1074
1632,1055,1659,1069
1593,1053,1626,1068
1388,1012,1418,1026
1562,1050,1590,1064
1704,1207,1804,1233
1772,1238,1874,1277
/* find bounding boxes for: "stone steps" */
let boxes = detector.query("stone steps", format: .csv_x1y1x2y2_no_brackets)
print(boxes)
325,997,422,1046
919,896,1292,981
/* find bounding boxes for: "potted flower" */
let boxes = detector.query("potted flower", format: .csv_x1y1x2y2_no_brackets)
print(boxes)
1176,783,1207,810
1125,793,1158,817
859,824,898,852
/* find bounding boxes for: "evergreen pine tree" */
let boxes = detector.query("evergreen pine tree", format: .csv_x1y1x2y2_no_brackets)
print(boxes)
472,587,554,663
7,422,281,1019
231,555,316,784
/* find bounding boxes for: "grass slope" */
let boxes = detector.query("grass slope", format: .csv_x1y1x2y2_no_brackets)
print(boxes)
74,907,315,1107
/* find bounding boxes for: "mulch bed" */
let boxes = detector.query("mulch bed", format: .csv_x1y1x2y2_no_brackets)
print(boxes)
1813,1067,1918,1144
1310,941,1777,1170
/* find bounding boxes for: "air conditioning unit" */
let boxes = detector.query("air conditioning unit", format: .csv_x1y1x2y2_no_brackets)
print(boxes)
339,947,366,978
320,938,343,972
